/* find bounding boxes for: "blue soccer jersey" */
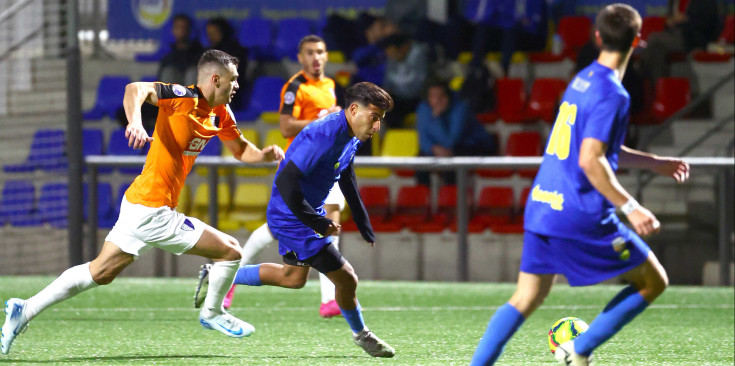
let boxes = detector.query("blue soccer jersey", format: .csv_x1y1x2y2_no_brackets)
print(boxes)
524,61,631,242
267,111,361,259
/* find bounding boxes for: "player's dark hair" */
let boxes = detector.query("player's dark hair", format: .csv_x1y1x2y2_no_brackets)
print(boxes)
197,49,239,70
596,3,642,53
298,35,326,53
345,82,394,112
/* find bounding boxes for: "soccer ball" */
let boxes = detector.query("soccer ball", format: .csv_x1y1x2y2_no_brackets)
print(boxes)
548,317,589,354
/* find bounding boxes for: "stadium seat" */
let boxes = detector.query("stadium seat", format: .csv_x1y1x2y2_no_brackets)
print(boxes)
690,16,735,62
489,186,530,234
416,185,471,233
4,129,66,173
83,182,117,229
720,14,735,44
380,129,419,177
640,16,666,42
264,128,289,151
82,128,111,174
478,131,542,178
0,180,41,227
525,78,568,123
191,183,231,224
343,185,402,232
234,76,286,122
469,186,515,230
239,17,274,60
393,185,431,231
222,183,271,231
38,182,68,228
495,78,526,123
195,136,222,176
273,18,312,60
107,128,146,175
83,76,132,120
530,16,592,62
235,129,274,177
653,77,690,122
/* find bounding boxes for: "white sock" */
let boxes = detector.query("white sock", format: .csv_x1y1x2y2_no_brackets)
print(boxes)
240,223,275,266
201,260,240,317
24,262,98,321
319,237,339,304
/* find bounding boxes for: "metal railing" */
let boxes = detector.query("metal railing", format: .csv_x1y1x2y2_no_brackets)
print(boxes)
85,155,735,285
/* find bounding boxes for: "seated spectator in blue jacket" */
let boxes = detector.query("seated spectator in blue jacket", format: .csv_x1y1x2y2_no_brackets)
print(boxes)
416,81,497,185
158,14,204,86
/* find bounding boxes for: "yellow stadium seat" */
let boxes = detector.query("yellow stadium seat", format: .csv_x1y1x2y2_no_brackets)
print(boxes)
449,76,464,91
355,133,390,178
264,128,289,151
235,128,274,177
403,112,417,128
381,129,419,157
328,50,346,64
457,51,473,64
260,111,280,124
176,184,191,215
191,183,231,224
227,183,271,231
240,128,260,146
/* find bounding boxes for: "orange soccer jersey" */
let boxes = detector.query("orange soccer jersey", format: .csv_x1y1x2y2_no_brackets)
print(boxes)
125,83,241,209
279,71,336,149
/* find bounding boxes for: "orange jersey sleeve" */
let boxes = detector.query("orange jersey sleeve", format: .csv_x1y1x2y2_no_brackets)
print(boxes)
279,71,337,149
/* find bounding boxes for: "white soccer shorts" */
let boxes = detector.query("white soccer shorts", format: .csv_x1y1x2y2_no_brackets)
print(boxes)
324,182,345,211
105,196,205,256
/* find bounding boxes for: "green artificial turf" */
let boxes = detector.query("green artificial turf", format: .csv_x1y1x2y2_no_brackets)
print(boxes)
0,277,732,365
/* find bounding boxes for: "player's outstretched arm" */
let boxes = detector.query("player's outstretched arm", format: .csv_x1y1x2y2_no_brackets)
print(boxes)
579,138,660,236
619,146,690,183
338,164,376,246
224,137,284,164
123,82,157,149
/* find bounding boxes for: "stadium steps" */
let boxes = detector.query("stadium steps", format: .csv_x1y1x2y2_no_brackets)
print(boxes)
7,59,67,115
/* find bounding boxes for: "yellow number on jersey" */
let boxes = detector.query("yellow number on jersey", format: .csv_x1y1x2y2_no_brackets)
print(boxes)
545,102,577,160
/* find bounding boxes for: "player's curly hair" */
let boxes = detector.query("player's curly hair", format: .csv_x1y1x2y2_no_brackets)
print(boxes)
197,49,239,70
345,82,394,112
596,3,642,53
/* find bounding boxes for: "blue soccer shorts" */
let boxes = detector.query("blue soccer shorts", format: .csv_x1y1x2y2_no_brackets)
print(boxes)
519,223,651,286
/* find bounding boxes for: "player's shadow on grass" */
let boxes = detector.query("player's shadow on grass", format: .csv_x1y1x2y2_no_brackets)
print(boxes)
0,354,230,363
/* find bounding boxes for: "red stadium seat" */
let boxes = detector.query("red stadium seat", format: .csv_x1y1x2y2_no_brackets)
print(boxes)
477,131,542,178
720,14,735,44
469,186,514,229
489,186,531,234
342,185,402,232
495,78,526,123
393,185,431,230
530,16,592,62
416,185,472,233
652,77,690,122
525,78,568,123
640,16,666,42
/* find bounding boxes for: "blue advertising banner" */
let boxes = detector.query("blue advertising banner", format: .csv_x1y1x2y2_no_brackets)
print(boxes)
109,0,388,39
567,0,669,18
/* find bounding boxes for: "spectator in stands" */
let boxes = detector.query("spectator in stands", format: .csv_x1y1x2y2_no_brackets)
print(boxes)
380,33,429,129
351,15,397,87
206,17,249,109
157,14,204,86
416,81,497,185
638,0,725,82
465,0,547,76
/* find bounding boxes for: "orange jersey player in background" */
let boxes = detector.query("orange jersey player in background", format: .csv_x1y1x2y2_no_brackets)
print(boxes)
1,50,285,356
216,35,344,317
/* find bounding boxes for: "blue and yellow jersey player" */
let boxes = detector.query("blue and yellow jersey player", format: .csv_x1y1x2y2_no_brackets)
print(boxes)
230,82,396,358
470,4,690,366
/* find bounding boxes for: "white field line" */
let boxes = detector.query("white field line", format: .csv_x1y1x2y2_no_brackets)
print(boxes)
47,303,734,313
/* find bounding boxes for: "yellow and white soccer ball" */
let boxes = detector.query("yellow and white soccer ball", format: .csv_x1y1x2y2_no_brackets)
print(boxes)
548,317,589,354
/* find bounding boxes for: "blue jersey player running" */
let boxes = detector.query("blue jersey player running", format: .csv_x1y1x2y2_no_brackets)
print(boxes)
470,4,690,366
229,82,395,358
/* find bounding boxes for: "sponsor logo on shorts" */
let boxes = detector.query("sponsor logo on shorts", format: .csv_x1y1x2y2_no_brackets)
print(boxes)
172,84,187,96
284,91,295,105
181,218,195,231
611,236,630,260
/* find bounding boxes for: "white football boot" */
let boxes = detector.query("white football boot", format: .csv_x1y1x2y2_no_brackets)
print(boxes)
555,341,595,366
199,311,254,338
353,329,395,358
1,298,29,355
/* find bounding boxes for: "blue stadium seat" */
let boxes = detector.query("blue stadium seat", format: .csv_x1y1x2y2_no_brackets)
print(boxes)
38,182,68,228
4,129,66,173
107,128,145,175
117,182,132,206
140,75,158,83
82,128,111,174
199,135,222,156
83,182,117,229
239,17,274,60
273,18,312,60
83,76,132,121
233,76,286,121
0,180,41,227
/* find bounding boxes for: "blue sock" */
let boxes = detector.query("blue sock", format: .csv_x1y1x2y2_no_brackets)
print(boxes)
340,302,366,334
233,264,262,286
470,303,525,366
574,286,649,356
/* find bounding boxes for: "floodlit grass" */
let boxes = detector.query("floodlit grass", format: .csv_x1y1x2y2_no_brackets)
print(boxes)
0,277,732,365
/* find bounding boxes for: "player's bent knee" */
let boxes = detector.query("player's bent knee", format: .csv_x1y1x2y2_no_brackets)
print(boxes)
284,276,307,289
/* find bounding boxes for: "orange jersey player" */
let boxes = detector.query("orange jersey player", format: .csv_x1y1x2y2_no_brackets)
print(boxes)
1,50,285,356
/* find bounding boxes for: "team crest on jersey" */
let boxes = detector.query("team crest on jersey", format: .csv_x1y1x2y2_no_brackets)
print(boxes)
172,84,187,96
284,91,295,105
181,218,195,231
